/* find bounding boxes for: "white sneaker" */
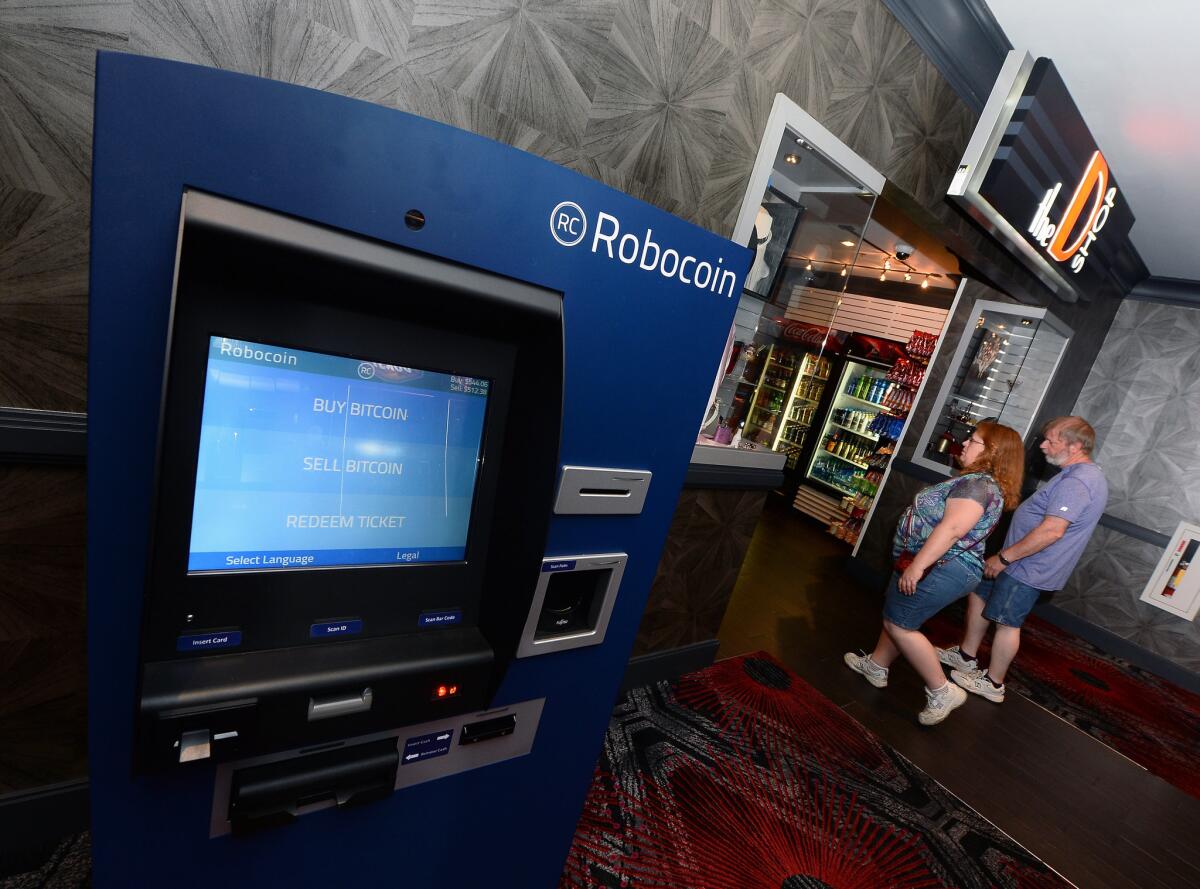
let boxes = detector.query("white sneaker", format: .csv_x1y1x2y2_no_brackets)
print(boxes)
843,651,889,688
918,682,967,725
952,669,1005,703
936,645,980,675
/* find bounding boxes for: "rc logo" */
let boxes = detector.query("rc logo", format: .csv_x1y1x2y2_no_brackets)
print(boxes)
357,362,376,380
550,201,587,247
546,200,738,299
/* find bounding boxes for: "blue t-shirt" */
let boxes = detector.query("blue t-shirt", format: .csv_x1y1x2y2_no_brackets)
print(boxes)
1004,462,1107,591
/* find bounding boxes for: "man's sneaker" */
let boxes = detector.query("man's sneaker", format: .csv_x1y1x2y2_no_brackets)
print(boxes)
952,668,1006,703
843,651,888,688
936,645,980,674
918,682,968,725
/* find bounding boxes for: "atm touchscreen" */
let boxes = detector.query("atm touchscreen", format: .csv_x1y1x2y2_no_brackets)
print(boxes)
187,336,491,574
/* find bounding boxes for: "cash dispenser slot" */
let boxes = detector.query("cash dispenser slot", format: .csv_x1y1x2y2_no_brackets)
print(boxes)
228,738,399,834
459,714,516,745
140,630,492,768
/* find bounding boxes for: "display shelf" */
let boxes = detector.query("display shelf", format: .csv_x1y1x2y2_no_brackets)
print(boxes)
809,474,858,498
758,382,788,392
830,422,878,440
840,393,884,408
799,372,830,381
819,450,869,470
784,419,810,429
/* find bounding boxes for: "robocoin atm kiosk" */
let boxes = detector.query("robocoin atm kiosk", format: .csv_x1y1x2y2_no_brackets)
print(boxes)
87,53,748,887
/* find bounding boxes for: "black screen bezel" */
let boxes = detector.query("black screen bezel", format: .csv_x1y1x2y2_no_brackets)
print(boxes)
141,223,517,660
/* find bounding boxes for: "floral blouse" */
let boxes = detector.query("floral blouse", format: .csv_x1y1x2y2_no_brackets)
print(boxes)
892,472,1003,570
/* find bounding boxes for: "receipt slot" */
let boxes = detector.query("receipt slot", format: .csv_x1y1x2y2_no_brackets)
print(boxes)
88,53,747,888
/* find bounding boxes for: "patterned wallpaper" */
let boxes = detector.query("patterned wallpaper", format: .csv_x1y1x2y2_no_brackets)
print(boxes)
1063,300,1200,672
0,0,981,413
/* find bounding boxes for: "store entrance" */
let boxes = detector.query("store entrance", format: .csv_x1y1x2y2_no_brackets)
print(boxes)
707,106,962,554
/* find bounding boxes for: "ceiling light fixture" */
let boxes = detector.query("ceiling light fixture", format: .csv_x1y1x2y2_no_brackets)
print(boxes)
921,275,929,289
805,260,813,270
884,259,891,270
840,265,847,277
904,273,912,281
784,153,799,165
840,239,855,247
879,272,886,281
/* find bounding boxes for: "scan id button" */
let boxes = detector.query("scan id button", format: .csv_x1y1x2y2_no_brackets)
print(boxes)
310,619,363,639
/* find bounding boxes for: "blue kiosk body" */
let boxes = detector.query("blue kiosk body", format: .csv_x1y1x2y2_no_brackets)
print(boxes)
88,53,747,886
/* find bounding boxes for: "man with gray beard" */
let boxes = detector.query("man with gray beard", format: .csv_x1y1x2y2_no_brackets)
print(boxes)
936,416,1107,702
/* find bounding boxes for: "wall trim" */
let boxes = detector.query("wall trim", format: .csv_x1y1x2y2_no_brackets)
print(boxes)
1097,513,1171,548
684,464,784,490
620,640,720,696
1126,275,1200,308
881,0,1012,115
0,779,89,865
0,408,87,465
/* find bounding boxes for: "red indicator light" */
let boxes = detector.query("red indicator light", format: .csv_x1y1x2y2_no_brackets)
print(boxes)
449,686,458,696
437,685,448,697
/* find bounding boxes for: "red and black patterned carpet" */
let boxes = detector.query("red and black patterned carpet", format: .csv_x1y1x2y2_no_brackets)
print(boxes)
562,653,1069,889
925,612,1200,800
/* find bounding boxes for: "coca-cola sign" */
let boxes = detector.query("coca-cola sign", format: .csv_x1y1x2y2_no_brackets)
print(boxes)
779,321,847,353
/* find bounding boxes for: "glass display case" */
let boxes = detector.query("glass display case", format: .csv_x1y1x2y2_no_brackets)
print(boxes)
912,300,1072,474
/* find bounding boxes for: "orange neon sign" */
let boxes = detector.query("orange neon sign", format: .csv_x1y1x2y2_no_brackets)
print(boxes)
1027,150,1118,274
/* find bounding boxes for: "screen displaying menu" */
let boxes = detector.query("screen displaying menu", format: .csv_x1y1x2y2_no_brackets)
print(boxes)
187,337,490,573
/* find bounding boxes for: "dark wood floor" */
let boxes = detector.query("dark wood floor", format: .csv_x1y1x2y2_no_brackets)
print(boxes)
717,497,1200,889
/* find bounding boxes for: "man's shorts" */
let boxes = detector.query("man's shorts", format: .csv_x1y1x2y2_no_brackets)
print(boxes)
974,571,1044,628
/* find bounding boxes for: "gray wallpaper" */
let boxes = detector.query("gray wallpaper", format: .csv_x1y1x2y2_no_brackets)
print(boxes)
0,0,982,412
1065,300,1200,671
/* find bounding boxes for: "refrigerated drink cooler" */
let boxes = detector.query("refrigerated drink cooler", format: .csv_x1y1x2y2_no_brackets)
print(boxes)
806,358,891,496
792,331,934,545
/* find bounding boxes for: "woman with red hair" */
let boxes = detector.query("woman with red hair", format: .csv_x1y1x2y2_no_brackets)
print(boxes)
845,421,1024,726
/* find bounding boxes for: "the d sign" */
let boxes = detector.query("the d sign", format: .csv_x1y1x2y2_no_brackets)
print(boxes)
1028,150,1118,274
1047,151,1113,262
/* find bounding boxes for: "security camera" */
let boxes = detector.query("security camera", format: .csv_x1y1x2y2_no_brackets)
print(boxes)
894,243,915,261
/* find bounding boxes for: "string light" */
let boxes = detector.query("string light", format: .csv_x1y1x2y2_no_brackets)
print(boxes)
904,273,912,281
879,271,886,281
805,260,813,270
921,275,930,289
840,265,847,277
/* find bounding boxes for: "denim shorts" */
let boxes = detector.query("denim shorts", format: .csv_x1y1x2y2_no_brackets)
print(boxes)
975,572,1043,628
883,557,981,631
